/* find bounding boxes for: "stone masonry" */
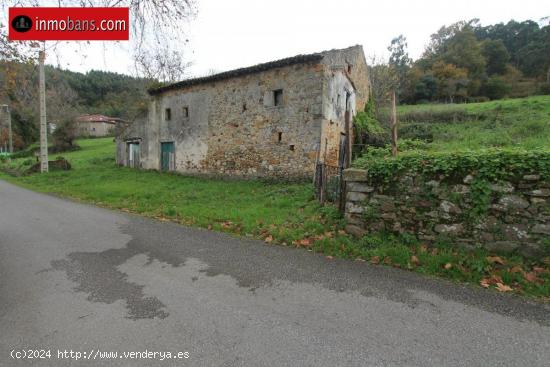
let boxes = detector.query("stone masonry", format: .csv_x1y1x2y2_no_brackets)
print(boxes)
116,45,370,179
343,168,550,258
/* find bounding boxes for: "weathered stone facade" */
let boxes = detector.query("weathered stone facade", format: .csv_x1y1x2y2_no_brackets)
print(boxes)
116,46,369,179
343,169,550,258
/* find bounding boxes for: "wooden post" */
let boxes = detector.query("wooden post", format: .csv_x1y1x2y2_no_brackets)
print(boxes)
39,49,48,173
390,91,398,157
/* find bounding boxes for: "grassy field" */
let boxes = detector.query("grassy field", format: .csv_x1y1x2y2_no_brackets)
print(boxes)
1,98,549,299
396,95,550,152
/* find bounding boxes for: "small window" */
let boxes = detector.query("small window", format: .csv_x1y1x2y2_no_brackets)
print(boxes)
273,89,283,106
242,103,247,112
347,64,352,73
278,132,282,142
289,145,295,151
165,108,171,121
183,107,189,118
337,94,341,106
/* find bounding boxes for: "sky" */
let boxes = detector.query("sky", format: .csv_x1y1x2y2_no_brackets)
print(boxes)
26,0,549,78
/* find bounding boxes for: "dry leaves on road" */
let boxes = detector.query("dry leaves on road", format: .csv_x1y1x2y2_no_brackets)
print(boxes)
495,283,513,292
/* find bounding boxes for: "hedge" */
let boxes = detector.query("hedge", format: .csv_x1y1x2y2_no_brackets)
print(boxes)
352,149,550,185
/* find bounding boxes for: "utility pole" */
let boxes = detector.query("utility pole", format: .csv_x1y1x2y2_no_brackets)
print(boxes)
39,49,48,172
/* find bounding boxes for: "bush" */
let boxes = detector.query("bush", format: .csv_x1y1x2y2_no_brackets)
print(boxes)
538,82,550,95
399,107,471,123
353,149,550,185
467,96,490,103
398,123,434,142
481,77,511,100
52,119,80,153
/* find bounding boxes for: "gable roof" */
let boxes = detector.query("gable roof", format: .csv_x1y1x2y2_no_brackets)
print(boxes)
148,53,325,96
76,114,122,124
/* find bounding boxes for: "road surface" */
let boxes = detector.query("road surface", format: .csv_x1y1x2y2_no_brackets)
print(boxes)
0,179,548,366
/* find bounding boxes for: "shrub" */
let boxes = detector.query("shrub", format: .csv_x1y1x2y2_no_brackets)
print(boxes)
353,149,550,185
399,107,471,124
467,96,490,103
398,123,434,142
538,82,550,95
52,119,80,153
481,77,511,100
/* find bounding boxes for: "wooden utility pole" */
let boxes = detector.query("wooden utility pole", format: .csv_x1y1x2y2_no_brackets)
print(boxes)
390,91,398,157
39,49,48,173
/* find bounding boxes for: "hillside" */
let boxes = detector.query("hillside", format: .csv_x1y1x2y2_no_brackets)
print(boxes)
0,61,153,147
396,95,550,152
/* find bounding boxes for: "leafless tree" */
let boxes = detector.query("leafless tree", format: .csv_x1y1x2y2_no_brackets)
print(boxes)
0,0,197,78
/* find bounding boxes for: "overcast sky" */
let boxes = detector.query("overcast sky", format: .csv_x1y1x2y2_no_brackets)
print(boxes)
38,0,548,78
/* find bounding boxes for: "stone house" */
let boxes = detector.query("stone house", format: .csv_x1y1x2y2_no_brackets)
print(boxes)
116,45,370,179
76,114,119,137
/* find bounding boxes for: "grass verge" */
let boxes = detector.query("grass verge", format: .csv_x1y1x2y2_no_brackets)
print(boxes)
1,137,548,300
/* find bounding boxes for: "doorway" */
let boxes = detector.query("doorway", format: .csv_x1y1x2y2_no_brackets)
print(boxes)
127,142,140,168
161,142,175,171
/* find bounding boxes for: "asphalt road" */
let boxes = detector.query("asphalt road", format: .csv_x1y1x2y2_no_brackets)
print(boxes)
0,179,549,367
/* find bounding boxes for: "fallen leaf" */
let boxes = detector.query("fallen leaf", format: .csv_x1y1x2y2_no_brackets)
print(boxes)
293,238,312,247
523,272,544,284
324,231,334,238
370,256,380,265
509,265,523,273
543,257,550,265
264,235,273,243
383,256,392,265
338,230,347,235
480,278,491,288
487,256,506,265
326,256,333,260
221,221,233,228
490,274,504,284
533,267,547,274
444,263,453,270
495,283,513,292
419,244,428,253
431,248,439,256
355,257,366,262
207,224,213,230
411,255,420,266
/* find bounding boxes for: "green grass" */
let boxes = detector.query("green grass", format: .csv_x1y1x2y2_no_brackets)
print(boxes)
396,95,550,151
1,136,548,300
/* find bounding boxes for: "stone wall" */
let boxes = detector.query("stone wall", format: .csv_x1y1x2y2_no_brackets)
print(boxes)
343,168,550,258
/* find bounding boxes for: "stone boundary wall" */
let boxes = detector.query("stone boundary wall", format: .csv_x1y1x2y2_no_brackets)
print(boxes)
343,168,550,258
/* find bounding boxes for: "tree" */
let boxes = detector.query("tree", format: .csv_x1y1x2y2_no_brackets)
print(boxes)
387,35,411,100
51,118,78,152
441,26,486,78
134,45,193,83
367,55,398,111
0,0,197,79
482,39,510,75
431,61,469,103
